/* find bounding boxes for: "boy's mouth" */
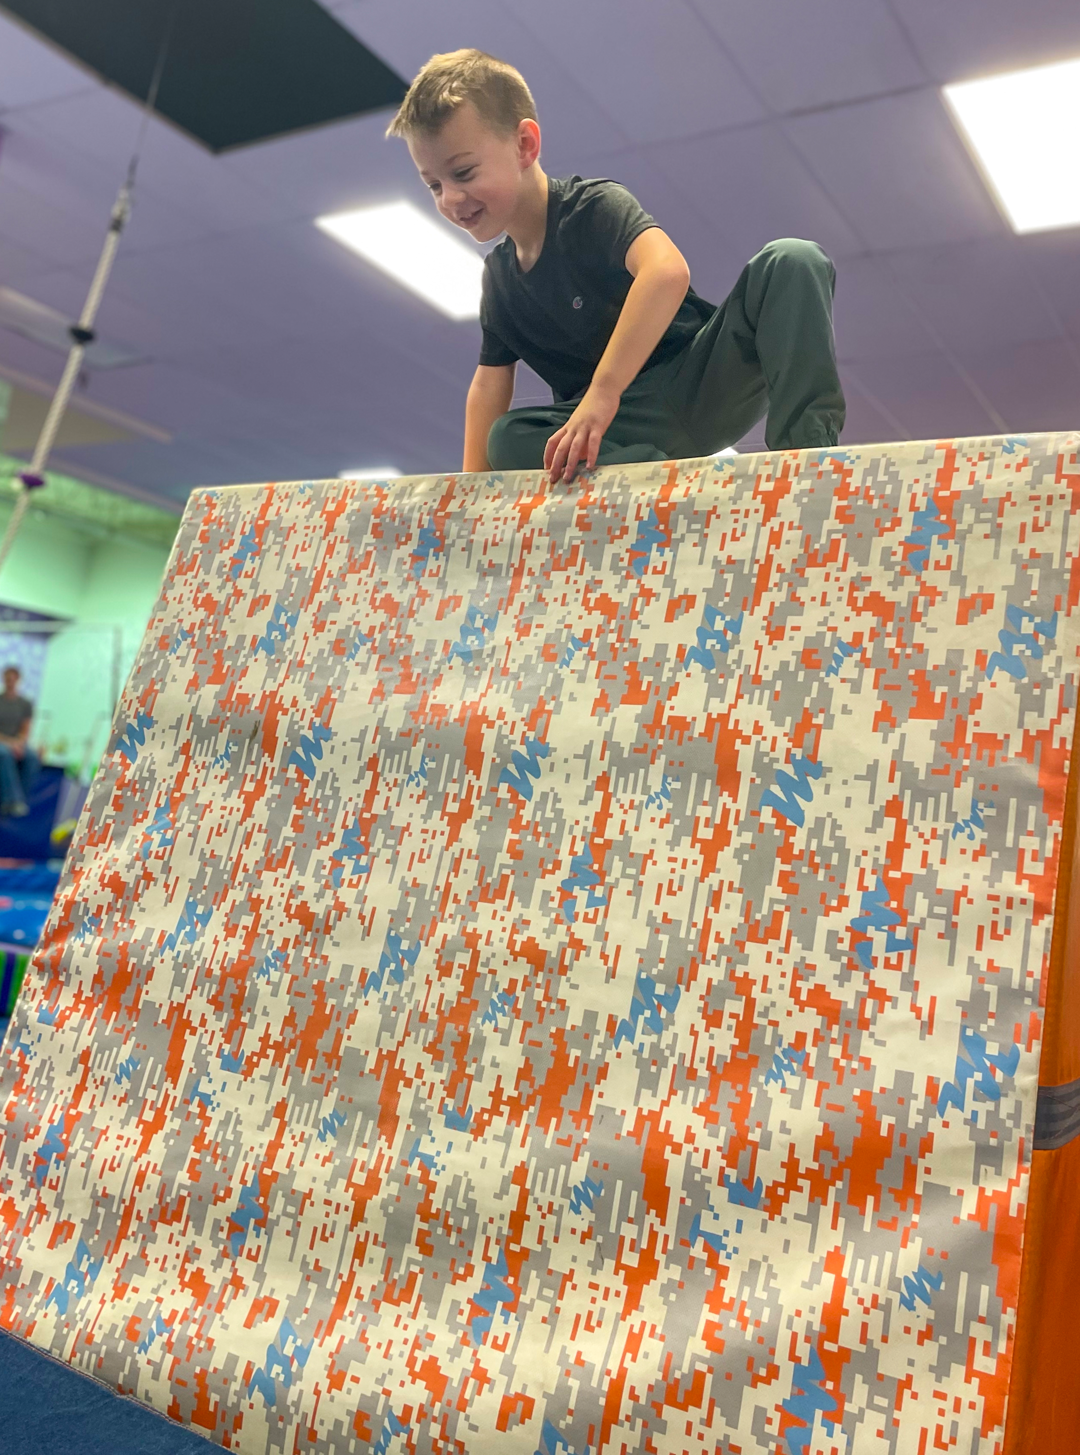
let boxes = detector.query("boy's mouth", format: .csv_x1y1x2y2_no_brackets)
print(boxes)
459,207,484,228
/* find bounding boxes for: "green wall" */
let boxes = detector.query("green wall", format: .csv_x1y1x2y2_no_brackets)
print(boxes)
0,460,180,772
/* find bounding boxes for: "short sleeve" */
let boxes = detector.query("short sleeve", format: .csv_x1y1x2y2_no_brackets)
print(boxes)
574,181,659,271
478,261,519,368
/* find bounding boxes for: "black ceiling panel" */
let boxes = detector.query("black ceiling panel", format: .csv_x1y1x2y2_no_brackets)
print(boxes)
0,0,408,151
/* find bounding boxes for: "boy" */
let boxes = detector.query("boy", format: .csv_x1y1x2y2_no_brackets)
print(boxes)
386,49,845,484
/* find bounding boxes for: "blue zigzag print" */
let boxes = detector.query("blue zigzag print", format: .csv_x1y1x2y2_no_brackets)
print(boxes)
567,1175,603,1216
781,1346,838,1455
936,1026,1019,1116
115,712,154,764
372,1413,410,1455
228,527,258,579
560,843,608,924
162,896,211,954
899,1265,944,1312
365,932,420,996
986,604,1057,681
761,753,823,829
903,496,949,573
289,723,332,780
468,1246,515,1343
685,605,743,670
499,736,549,802
849,875,913,969
227,1183,267,1256
246,1318,312,1407
255,601,299,656
613,971,680,1047
449,605,497,664
45,1239,102,1316
629,506,666,578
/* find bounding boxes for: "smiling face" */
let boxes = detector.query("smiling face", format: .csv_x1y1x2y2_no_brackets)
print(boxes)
408,101,541,244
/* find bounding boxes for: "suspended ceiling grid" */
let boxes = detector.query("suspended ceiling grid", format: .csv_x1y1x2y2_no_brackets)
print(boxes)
0,0,1078,507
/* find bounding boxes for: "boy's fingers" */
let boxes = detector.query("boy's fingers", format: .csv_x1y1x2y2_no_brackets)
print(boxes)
548,436,568,482
544,427,565,471
564,432,585,482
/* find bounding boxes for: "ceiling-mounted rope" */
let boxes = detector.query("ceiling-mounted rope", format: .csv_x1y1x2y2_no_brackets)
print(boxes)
0,1,181,579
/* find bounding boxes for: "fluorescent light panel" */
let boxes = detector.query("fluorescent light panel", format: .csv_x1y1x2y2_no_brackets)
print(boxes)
944,55,1080,234
317,201,483,319
339,466,402,480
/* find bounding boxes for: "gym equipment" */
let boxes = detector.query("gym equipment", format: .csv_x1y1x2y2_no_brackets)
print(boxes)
0,436,1077,1455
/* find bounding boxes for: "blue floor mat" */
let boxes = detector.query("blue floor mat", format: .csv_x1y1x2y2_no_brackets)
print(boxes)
0,765,66,862
0,863,61,948
0,1327,215,1452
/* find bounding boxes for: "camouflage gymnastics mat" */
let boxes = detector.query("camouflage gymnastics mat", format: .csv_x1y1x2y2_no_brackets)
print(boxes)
2,434,1079,1455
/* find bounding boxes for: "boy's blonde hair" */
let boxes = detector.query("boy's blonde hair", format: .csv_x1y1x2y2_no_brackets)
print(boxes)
385,49,537,141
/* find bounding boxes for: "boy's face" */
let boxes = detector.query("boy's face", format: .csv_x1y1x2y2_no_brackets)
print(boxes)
409,102,539,244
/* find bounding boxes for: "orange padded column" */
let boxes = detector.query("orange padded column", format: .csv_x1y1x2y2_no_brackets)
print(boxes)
1004,707,1080,1455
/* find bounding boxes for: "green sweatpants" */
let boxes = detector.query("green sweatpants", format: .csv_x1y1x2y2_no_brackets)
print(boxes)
486,237,845,470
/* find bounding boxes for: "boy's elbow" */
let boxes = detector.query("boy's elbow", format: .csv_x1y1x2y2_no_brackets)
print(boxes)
670,258,692,294
640,259,691,298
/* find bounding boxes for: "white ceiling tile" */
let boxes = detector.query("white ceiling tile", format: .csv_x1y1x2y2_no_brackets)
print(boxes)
839,364,915,442
693,0,927,113
888,0,1080,84
218,110,431,222
103,249,286,357
334,0,629,158
0,173,104,270
502,0,764,144
785,89,1007,249
1018,230,1080,341
649,121,865,267
832,254,935,361
952,336,1080,434
9,91,293,245
0,231,59,292
880,236,1066,353
0,12,94,111
849,348,1004,438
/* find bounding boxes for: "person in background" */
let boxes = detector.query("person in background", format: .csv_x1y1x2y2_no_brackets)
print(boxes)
0,665,38,819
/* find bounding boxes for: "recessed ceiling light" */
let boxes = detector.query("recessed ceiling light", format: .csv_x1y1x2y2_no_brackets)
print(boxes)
338,466,402,480
317,201,483,319
943,55,1080,234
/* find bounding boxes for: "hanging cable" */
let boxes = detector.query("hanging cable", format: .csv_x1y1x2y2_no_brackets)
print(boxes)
0,2,181,578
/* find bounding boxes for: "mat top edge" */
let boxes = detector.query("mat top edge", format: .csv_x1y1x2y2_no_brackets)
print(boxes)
198,429,1080,502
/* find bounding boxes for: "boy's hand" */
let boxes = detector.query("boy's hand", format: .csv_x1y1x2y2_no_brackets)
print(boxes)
544,383,621,483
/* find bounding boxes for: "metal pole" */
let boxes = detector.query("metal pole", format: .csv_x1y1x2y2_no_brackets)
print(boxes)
0,0,179,581
0,185,132,580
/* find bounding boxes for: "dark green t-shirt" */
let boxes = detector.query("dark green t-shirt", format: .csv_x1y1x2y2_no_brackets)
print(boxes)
0,694,31,740
479,175,716,404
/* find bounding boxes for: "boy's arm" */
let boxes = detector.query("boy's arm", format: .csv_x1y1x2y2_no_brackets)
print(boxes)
463,363,517,472
545,228,691,483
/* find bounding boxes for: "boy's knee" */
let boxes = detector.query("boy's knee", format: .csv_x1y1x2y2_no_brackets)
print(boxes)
487,410,548,472
756,237,833,276
486,412,514,470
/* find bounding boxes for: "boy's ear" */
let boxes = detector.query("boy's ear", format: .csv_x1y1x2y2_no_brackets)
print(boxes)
516,118,541,170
